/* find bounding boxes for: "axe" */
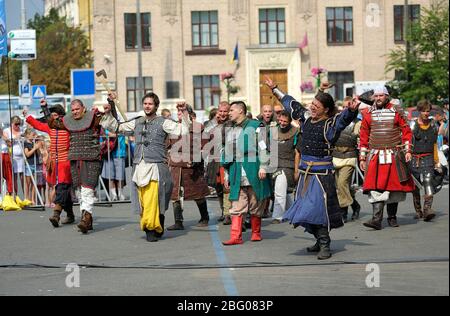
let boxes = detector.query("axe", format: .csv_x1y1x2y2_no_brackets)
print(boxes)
96,69,127,121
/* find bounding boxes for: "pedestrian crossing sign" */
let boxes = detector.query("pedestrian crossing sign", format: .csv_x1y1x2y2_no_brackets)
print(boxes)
31,85,47,99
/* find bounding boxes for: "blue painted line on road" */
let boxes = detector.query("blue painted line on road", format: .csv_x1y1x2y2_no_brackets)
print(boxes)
207,209,239,296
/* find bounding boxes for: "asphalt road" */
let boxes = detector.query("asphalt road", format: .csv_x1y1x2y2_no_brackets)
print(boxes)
0,187,448,296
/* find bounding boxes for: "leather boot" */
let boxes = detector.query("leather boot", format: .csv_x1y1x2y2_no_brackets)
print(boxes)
61,204,75,225
144,229,158,242
154,214,165,238
363,202,384,230
250,215,262,242
167,221,184,230
49,204,63,228
241,220,247,232
222,215,232,225
306,229,320,252
196,199,209,227
77,211,93,234
412,189,423,219
167,201,184,230
218,192,225,222
317,227,332,260
222,215,243,246
341,206,349,223
387,203,399,227
351,199,361,220
244,213,251,229
423,195,436,222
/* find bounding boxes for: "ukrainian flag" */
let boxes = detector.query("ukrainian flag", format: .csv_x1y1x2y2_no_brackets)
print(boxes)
231,42,238,64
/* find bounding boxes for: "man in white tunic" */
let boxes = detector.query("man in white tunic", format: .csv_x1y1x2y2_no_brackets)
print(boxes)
101,92,191,242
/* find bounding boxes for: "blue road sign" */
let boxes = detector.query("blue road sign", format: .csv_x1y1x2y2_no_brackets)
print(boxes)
32,85,47,99
71,69,96,97
19,79,31,97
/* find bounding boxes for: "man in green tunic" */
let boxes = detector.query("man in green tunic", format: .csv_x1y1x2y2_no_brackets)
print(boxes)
221,101,272,245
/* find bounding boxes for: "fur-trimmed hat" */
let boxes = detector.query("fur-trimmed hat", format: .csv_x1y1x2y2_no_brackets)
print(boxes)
49,104,66,116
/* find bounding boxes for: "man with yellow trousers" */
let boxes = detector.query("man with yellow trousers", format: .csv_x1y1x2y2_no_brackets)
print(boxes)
101,93,191,242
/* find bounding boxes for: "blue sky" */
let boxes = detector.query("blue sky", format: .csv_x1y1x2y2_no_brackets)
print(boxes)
5,0,44,31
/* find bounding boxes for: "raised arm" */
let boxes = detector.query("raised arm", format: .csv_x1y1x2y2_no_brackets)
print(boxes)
163,102,192,136
100,112,137,133
25,115,51,134
264,75,308,122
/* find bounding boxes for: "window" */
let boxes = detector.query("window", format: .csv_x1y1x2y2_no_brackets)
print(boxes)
326,7,353,44
126,77,153,112
394,5,420,43
327,72,354,101
192,11,218,49
259,8,286,44
193,75,220,110
125,13,151,50
166,81,180,99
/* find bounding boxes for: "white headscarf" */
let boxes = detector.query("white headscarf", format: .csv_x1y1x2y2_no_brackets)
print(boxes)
373,86,389,95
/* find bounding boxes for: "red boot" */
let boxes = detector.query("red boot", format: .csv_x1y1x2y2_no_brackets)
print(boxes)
250,215,262,242
222,215,243,246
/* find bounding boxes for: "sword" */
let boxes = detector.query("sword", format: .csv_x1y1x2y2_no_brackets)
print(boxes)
412,175,424,191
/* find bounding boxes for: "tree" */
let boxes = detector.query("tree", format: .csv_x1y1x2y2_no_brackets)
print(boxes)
0,9,92,95
386,1,449,106
28,9,93,94
0,59,21,94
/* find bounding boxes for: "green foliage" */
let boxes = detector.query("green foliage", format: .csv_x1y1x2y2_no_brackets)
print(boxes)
0,8,93,95
386,1,449,106
0,59,21,94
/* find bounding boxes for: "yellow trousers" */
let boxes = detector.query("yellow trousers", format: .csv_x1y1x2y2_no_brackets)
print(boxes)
138,181,162,233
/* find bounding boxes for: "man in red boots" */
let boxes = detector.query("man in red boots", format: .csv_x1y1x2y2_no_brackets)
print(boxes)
221,101,272,245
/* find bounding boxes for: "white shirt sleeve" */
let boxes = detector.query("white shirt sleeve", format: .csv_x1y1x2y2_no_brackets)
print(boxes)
162,113,191,136
101,112,141,133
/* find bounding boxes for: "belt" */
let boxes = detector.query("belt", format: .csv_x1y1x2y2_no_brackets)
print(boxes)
370,143,408,151
299,160,333,197
413,152,433,167
301,160,333,175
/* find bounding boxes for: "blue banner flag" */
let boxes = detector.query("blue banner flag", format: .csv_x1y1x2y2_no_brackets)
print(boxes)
231,42,238,64
0,0,7,57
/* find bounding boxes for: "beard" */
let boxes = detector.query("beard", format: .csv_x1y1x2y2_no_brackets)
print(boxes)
375,98,389,109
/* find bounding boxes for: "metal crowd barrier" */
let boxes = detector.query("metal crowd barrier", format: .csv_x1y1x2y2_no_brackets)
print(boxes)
1,127,369,211
90,132,134,207
1,132,135,211
0,137,45,211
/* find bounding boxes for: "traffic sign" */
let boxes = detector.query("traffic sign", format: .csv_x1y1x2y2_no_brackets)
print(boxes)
19,97,32,106
32,85,47,99
71,69,95,97
8,29,36,60
19,79,31,97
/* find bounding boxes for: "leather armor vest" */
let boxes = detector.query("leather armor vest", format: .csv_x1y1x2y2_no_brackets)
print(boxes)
412,121,437,154
368,108,402,149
